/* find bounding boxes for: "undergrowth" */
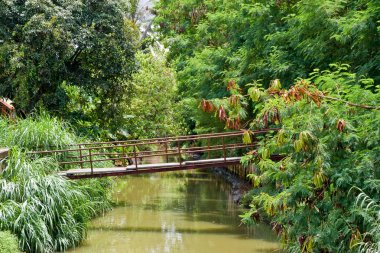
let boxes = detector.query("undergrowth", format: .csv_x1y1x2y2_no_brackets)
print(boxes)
0,113,112,252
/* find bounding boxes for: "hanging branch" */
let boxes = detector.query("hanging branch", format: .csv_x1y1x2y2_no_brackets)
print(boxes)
318,94,380,110
268,81,380,110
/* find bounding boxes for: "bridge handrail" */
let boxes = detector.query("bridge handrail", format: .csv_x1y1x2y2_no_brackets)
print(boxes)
28,128,279,151
27,128,279,175
27,131,245,154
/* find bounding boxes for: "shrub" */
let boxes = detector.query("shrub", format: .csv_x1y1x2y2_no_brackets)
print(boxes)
203,66,380,252
0,231,20,253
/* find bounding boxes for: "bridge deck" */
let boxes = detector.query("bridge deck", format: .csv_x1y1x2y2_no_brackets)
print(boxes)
59,157,242,179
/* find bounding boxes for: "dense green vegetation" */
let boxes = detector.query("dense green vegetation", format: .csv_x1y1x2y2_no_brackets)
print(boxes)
239,68,379,252
200,66,380,252
155,0,379,131
0,0,183,139
155,0,379,252
0,0,139,137
0,0,378,252
125,49,184,138
0,1,181,252
0,115,111,252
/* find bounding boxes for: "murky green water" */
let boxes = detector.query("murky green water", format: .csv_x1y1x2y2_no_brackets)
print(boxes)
69,170,279,253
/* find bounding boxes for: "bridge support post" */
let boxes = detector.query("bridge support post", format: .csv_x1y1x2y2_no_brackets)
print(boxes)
222,136,226,162
133,145,138,170
165,141,168,163
207,138,211,159
78,144,83,169
122,145,126,166
177,141,181,167
89,148,93,175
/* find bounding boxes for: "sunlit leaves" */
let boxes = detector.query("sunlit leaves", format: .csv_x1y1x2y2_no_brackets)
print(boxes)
0,231,20,252
247,174,261,188
247,87,262,102
242,130,252,144
276,129,286,146
241,68,380,252
313,169,327,189
125,49,184,138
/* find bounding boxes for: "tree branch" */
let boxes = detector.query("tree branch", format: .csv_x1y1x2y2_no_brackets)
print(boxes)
319,94,380,110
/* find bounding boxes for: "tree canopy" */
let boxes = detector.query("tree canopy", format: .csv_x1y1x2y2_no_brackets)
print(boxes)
155,0,380,102
125,49,184,139
201,65,380,252
155,0,380,251
0,0,139,134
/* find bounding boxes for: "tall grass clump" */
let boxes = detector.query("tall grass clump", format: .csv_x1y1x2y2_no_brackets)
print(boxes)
0,150,111,252
0,114,113,252
352,184,380,253
0,112,79,150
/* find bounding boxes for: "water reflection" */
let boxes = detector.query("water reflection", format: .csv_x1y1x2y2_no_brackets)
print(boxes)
69,170,279,253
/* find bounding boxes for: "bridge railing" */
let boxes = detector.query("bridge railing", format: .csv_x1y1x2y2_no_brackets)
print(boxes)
27,129,278,174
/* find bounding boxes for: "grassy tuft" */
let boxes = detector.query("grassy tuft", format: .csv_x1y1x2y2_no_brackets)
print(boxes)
0,150,111,252
0,114,113,252
0,112,79,150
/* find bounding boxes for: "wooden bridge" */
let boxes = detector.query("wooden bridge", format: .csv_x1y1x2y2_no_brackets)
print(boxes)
28,129,281,179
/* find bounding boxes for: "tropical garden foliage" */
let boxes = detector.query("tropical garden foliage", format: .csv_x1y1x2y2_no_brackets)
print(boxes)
154,0,379,251
201,66,380,252
0,0,139,136
0,1,182,251
0,0,378,252
155,0,379,130
124,49,184,139
0,114,112,252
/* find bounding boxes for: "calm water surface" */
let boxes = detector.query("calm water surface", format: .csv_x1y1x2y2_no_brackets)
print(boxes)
69,170,279,253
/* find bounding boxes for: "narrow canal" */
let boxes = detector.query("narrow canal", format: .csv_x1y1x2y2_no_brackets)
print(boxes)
69,170,279,253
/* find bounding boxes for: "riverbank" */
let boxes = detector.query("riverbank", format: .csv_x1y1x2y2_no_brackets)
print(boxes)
210,167,251,205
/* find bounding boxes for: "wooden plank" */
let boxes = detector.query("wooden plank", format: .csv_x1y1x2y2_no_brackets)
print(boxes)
57,155,283,179
58,157,244,179
184,157,241,164
65,160,242,179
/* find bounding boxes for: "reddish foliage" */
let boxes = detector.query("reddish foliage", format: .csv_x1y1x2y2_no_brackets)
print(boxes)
229,95,239,106
218,105,226,121
269,82,323,108
336,119,346,132
201,99,215,113
226,80,237,91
